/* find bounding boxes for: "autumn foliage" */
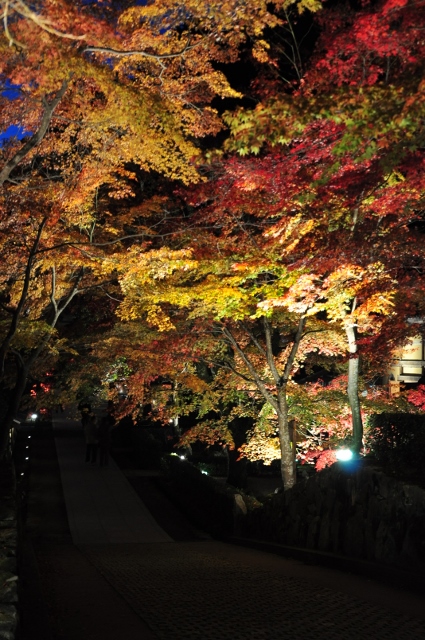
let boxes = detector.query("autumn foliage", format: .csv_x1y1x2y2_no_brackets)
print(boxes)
0,0,425,486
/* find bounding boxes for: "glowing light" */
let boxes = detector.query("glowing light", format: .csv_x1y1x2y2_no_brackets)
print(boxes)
25,457,29,460
336,448,353,462
30,413,38,420
201,470,208,475
180,455,186,460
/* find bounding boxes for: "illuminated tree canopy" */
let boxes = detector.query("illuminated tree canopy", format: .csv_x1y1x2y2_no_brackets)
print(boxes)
1,0,425,488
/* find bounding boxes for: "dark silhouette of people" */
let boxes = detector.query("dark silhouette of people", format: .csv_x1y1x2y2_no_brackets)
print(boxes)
78,399,92,426
83,412,98,464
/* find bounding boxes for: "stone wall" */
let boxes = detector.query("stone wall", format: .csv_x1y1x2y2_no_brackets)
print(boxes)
0,462,18,640
240,460,425,570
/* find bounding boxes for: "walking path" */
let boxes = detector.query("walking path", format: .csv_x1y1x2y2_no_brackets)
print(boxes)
55,430,172,544
22,414,425,640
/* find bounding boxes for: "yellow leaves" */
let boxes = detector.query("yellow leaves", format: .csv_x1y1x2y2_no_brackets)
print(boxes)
322,264,365,297
146,304,176,332
27,57,204,189
386,170,406,186
177,372,210,394
257,260,396,336
179,420,235,449
185,276,253,321
127,196,169,220
359,292,395,317
121,247,196,284
282,0,323,14
258,272,318,314
200,70,242,99
116,249,300,328
265,213,313,242
239,407,281,464
239,434,281,465
118,6,161,29
114,248,199,327
312,262,397,331
252,39,271,64
352,291,396,333
0,319,56,351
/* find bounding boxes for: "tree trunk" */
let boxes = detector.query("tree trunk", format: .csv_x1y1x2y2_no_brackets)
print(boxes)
0,269,83,460
0,81,69,188
346,324,363,453
277,387,296,490
0,362,29,459
222,316,305,491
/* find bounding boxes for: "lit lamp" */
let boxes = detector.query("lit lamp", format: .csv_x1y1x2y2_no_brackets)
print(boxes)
335,448,353,462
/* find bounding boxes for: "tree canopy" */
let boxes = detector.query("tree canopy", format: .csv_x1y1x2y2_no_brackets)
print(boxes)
1,0,425,487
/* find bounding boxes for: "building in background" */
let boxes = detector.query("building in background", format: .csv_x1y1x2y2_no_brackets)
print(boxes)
388,319,425,396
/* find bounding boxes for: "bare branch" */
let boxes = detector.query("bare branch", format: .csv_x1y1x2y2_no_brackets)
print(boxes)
84,37,202,61
3,0,25,48
281,315,307,385
50,266,58,316
0,217,47,376
263,317,281,386
6,0,85,43
222,324,279,413
0,79,69,187
241,321,267,358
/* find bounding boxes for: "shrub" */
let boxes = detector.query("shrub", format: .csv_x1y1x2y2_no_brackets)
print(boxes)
130,428,164,469
315,449,338,471
366,413,425,484
161,454,250,537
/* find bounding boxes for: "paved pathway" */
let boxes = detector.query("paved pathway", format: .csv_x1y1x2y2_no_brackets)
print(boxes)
55,432,172,544
22,415,425,640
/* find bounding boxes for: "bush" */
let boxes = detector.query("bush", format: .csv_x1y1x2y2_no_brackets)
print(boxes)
161,454,247,537
129,428,164,469
367,413,425,485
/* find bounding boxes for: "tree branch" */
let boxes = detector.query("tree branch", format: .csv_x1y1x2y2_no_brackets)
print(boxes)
241,321,267,358
24,267,85,374
0,79,69,187
4,0,85,44
281,315,307,385
84,38,201,61
221,324,279,413
0,217,47,376
263,317,281,386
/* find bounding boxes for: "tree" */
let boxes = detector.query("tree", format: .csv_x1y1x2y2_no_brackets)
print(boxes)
215,0,425,452
1,0,316,457
105,0,425,483
109,223,349,489
0,0,320,189
2,0,425,475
